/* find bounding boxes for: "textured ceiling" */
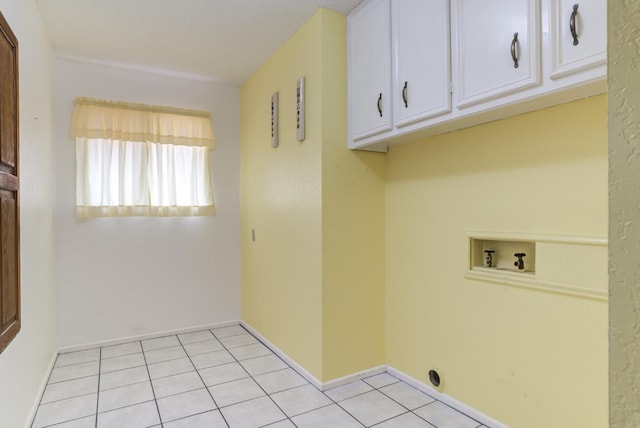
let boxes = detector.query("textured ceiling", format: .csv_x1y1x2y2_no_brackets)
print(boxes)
36,0,363,86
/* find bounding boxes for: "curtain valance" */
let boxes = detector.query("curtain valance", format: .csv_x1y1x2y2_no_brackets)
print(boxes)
70,97,215,148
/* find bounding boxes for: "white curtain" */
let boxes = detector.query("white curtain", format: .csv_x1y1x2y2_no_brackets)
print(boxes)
147,143,214,215
71,97,215,147
72,98,216,218
76,138,215,217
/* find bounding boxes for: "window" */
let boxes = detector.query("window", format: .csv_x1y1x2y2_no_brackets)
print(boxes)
71,98,215,217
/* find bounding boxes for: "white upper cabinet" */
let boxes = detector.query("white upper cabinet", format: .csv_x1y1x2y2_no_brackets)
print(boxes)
348,0,451,149
347,0,606,151
549,0,606,79
348,0,393,142
452,0,541,108
393,0,451,128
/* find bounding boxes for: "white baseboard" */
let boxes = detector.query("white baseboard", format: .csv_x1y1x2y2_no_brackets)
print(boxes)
57,320,240,354
240,321,387,392
25,351,58,428
386,366,509,428
240,321,324,389
321,366,386,391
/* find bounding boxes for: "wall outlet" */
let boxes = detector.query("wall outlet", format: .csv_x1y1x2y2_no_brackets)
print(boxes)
271,92,279,148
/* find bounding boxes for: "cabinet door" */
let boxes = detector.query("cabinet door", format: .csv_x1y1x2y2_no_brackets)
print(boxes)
452,0,541,108
348,0,393,142
549,0,606,79
0,11,20,354
393,0,451,128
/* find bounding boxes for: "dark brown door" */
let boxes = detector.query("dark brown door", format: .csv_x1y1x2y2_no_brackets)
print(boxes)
0,10,20,354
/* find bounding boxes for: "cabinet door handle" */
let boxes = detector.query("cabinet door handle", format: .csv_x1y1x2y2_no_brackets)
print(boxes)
402,81,408,108
570,3,579,46
377,93,383,117
510,32,520,69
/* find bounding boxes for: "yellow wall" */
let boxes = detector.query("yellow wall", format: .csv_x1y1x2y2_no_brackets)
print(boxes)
319,12,386,380
240,10,324,377
241,9,385,382
386,95,608,427
608,1,640,426
242,7,607,424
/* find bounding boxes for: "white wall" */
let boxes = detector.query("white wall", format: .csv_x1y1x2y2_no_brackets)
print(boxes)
53,58,241,347
0,0,57,427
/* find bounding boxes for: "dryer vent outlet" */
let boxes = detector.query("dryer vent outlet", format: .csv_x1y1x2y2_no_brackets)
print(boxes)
428,369,441,387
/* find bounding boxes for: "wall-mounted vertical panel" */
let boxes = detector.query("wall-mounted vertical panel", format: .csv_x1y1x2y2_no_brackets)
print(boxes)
608,0,640,426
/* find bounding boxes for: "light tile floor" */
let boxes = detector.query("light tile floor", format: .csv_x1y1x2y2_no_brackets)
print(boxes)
32,325,488,428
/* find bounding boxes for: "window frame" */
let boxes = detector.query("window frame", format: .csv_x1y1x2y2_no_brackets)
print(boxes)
71,98,216,218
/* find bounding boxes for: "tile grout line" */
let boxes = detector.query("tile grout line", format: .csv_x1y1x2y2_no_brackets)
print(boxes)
309,370,422,427
232,331,373,427
139,340,164,428
295,365,377,427
30,353,62,428
309,382,366,427
33,325,484,428
52,364,310,412
176,331,232,427
46,372,100,386
384,374,483,425
233,329,338,426
368,376,480,428
99,378,149,394
42,330,320,426
97,350,142,362
54,359,100,369
366,376,439,428
429,398,484,426
373,387,439,428
367,410,415,427
149,355,324,413
94,348,101,428
210,326,297,427
43,371,443,428
39,415,95,428
36,386,99,407
34,377,104,405
194,358,284,376
48,368,442,427
223,325,389,427
408,392,484,427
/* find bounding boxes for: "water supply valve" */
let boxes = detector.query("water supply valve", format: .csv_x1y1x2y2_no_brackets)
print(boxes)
514,253,526,270
483,249,495,267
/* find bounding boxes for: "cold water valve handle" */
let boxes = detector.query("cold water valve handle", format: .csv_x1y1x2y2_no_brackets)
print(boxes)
514,253,526,270
483,249,495,267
